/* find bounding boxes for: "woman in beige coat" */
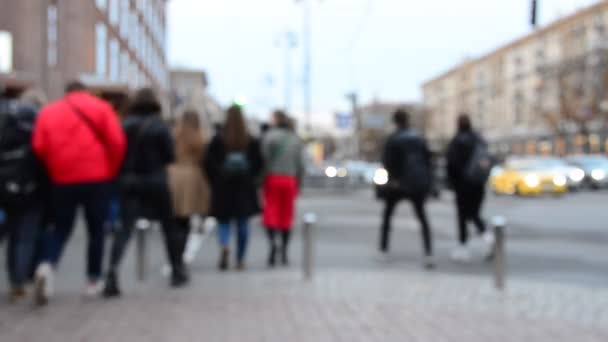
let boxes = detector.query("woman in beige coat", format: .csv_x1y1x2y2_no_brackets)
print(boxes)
169,110,210,271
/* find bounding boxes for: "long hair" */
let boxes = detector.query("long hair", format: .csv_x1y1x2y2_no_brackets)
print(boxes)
129,88,161,115
20,88,48,109
223,105,250,151
175,110,207,159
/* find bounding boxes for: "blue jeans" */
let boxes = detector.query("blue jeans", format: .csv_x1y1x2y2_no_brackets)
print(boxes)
218,218,249,262
41,182,110,281
6,205,44,288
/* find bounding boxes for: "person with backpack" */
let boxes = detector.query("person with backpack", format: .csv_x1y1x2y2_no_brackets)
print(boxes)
31,81,126,304
0,89,50,302
379,109,435,269
261,110,304,267
447,114,495,263
103,88,185,297
168,110,210,268
204,105,263,271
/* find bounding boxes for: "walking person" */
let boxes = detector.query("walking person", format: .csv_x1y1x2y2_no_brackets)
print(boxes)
378,109,435,269
32,81,126,304
168,110,210,267
261,110,304,267
447,114,494,263
103,88,186,297
0,89,50,302
204,105,263,271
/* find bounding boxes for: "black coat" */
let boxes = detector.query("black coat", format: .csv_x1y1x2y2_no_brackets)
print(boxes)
204,135,263,221
120,114,175,217
446,129,485,192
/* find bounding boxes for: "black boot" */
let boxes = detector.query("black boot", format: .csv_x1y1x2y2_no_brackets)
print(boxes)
266,228,277,268
103,270,121,298
218,248,229,271
171,266,190,288
281,231,291,266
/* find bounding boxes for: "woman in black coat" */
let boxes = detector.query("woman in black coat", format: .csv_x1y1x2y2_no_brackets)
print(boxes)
204,105,263,271
104,88,187,297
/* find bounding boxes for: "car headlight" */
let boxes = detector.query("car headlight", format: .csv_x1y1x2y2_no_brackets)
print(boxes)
524,174,540,187
325,166,337,178
553,175,567,187
568,168,585,182
591,169,606,181
337,167,348,178
373,168,389,185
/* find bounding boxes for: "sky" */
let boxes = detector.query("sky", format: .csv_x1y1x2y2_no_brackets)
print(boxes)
168,0,600,123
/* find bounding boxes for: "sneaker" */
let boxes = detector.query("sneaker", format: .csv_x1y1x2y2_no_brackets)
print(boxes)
451,246,472,264
374,250,391,263
423,255,436,270
34,263,53,306
171,267,190,288
85,280,105,298
183,232,203,265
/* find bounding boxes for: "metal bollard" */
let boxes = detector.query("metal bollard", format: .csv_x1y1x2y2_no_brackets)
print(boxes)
135,218,151,282
302,213,318,281
492,216,507,290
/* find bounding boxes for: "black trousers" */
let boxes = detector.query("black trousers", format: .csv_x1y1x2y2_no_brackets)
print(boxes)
108,195,183,274
454,186,486,245
380,194,433,256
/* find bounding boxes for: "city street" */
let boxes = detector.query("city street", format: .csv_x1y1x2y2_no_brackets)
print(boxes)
0,188,607,341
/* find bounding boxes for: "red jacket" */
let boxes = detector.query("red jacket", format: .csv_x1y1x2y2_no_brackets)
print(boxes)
32,91,127,185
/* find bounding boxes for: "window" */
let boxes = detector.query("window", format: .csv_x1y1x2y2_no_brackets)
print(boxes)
95,23,107,77
47,4,58,67
109,0,119,26
110,38,119,81
121,51,129,82
120,0,130,39
96,0,107,11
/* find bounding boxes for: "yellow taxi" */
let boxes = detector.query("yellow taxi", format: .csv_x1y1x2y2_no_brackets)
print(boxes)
490,158,568,196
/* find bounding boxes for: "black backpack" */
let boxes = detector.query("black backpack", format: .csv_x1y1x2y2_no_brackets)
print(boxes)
396,131,432,198
464,140,492,186
0,104,42,209
222,151,250,181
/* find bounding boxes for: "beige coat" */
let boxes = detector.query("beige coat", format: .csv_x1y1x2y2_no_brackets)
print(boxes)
168,129,210,217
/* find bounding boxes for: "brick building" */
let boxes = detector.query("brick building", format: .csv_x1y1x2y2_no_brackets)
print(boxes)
0,0,168,102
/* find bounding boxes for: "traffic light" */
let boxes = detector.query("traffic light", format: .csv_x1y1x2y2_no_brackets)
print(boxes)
531,0,538,27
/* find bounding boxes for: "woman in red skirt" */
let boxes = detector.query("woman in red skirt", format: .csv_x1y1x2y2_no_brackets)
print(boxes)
261,111,304,267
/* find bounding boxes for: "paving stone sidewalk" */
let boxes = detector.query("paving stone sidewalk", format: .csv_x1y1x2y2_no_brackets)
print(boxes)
0,269,607,342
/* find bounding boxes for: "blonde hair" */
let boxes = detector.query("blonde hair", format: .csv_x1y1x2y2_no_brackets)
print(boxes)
175,110,207,160
20,89,48,108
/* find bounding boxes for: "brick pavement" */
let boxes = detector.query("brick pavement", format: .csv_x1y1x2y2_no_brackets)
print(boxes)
0,269,607,342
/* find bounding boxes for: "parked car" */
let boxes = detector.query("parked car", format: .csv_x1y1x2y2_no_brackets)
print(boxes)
532,157,585,191
566,155,608,189
490,157,568,196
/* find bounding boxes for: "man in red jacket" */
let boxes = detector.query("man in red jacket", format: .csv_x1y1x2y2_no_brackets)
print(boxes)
32,81,126,304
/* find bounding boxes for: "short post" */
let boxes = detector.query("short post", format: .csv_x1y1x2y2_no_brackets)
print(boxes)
492,216,507,290
302,213,318,281
135,218,151,282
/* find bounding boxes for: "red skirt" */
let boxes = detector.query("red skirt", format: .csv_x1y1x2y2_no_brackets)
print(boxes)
262,174,299,230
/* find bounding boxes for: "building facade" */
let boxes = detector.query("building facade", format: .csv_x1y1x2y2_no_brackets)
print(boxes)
0,0,168,101
170,69,224,135
423,1,608,156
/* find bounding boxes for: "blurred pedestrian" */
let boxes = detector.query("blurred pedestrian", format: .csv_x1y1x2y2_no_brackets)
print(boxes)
261,110,304,267
168,110,210,267
379,109,435,269
32,81,126,304
0,89,50,302
104,88,185,297
204,105,263,271
447,114,494,263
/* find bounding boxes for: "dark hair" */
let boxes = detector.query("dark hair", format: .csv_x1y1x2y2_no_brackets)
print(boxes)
273,110,291,129
129,88,161,115
223,105,250,151
458,113,472,132
65,81,87,94
393,109,409,128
